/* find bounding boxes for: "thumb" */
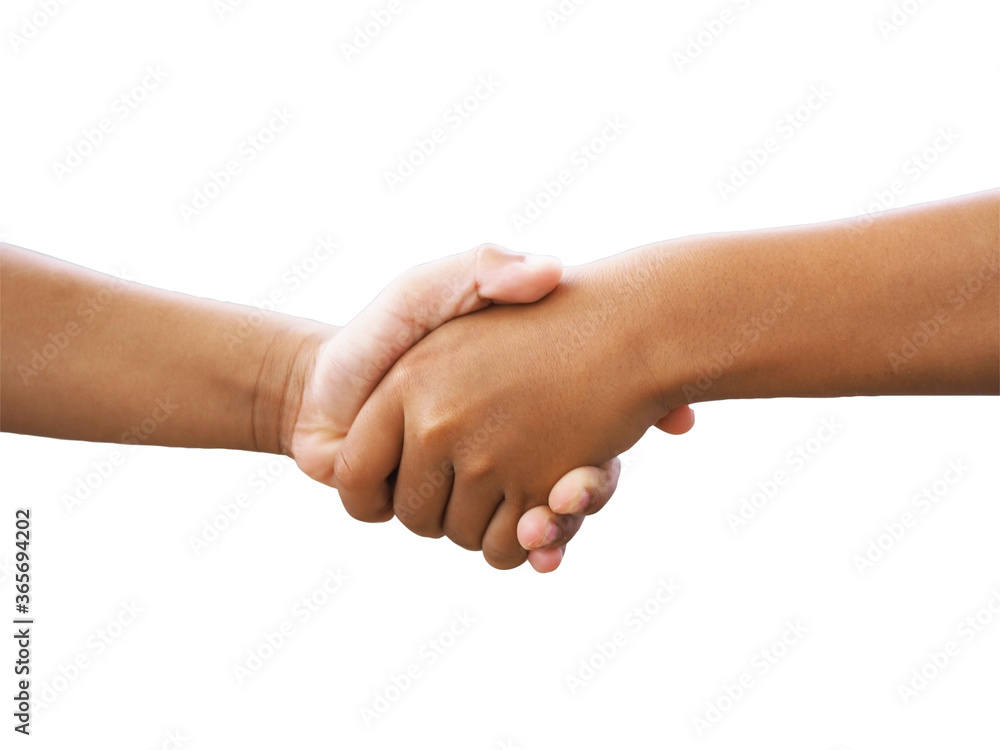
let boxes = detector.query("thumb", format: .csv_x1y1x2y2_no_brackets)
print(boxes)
473,244,563,303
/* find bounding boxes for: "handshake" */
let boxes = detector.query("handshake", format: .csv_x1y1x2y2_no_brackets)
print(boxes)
283,244,695,572
3,191,995,573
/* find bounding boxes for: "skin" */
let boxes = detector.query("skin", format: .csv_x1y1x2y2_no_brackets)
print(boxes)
1,243,690,570
338,189,999,569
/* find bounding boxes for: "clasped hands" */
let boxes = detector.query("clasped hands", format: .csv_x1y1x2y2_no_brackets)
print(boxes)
286,244,693,572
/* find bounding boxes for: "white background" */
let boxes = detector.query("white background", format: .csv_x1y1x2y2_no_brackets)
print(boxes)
2,0,999,747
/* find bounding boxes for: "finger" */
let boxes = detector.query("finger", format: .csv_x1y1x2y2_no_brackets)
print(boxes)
516,506,584,551
547,458,622,516
654,405,695,435
442,470,504,551
322,244,562,425
481,499,533,570
392,440,454,539
333,382,404,523
527,545,566,574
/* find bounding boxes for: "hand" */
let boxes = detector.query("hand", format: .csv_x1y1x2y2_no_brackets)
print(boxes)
334,252,680,569
517,405,694,573
283,244,634,568
286,244,560,485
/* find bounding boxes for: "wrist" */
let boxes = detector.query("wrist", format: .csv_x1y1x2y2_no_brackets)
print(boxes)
251,315,336,456
626,233,778,409
571,251,688,420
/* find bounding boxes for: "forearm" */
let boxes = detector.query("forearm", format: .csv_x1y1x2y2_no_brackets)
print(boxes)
0,245,333,452
637,190,999,405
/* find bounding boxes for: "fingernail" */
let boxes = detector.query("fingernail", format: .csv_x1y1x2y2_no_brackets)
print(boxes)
565,489,590,514
539,520,559,546
522,253,559,268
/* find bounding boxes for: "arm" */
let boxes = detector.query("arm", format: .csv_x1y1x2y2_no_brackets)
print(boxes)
646,188,998,404
337,190,998,569
0,243,317,451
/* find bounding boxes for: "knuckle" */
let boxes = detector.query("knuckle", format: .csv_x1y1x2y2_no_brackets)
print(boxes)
334,449,393,523
482,538,527,570
402,520,444,539
394,489,425,526
389,352,428,398
445,526,484,552
457,454,495,485
333,446,363,492
393,488,442,538
470,242,502,265
468,243,508,299
339,492,387,524
412,409,449,446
